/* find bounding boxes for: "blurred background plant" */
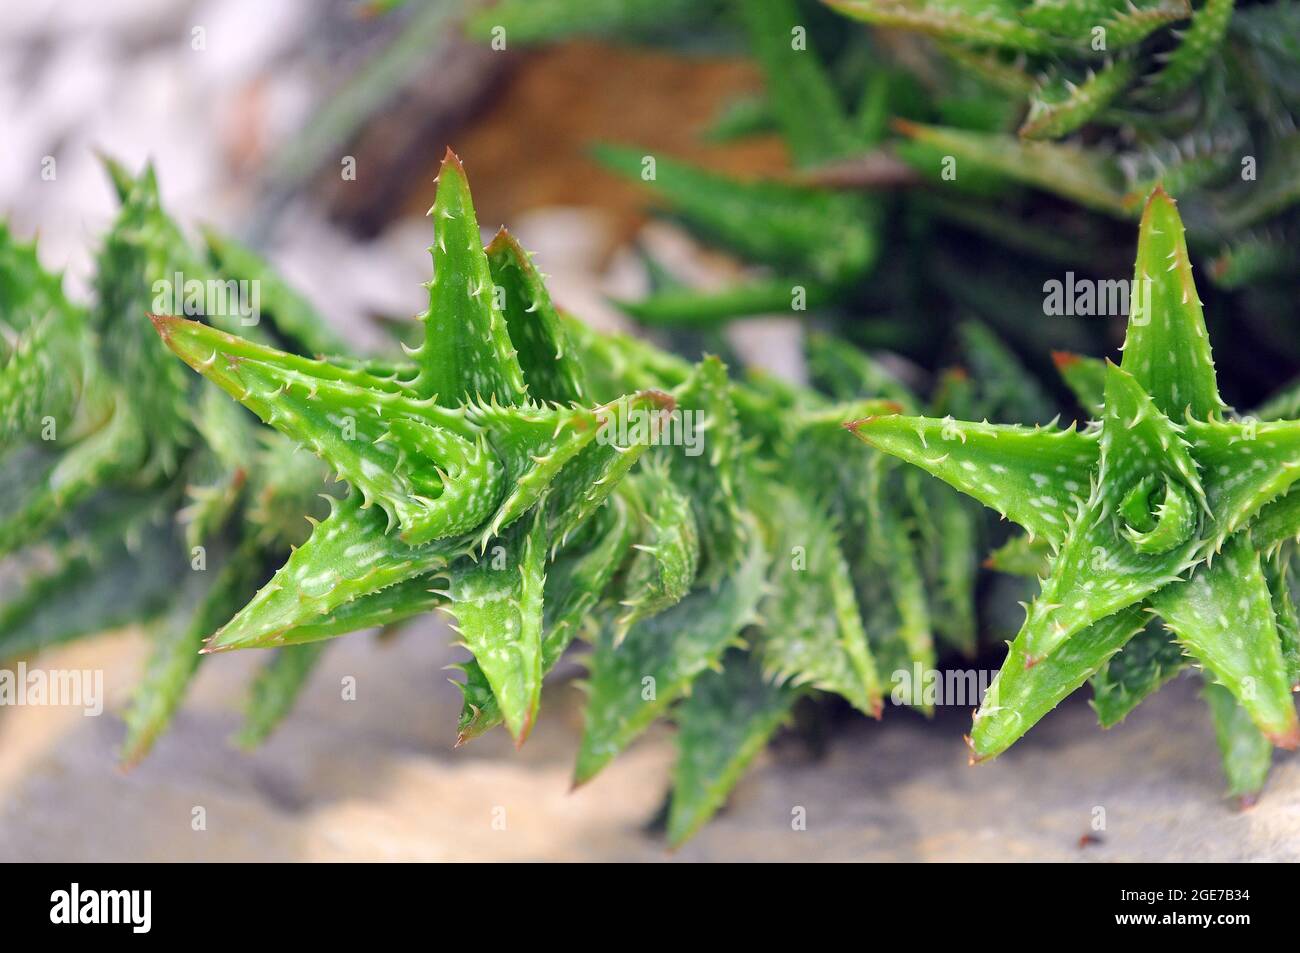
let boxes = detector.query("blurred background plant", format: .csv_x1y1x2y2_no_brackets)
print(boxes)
464,0,1300,408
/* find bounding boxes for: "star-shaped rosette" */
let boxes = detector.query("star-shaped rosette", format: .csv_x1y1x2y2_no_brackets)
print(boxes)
152,150,671,745
849,187,1300,763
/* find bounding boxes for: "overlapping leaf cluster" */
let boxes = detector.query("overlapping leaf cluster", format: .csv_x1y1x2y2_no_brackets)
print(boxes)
0,163,362,763
164,152,1038,844
1,151,1021,844
852,188,1300,803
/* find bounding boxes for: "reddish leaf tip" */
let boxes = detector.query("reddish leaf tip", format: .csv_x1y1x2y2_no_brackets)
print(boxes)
146,311,175,338
844,402,903,434
1266,721,1300,750
441,147,467,174
513,708,536,750
484,226,514,256
1142,182,1178,215
963,734,987,766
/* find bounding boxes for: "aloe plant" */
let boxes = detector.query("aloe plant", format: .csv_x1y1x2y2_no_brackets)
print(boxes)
149,151,1017,842
850,186,1300,803
0,165,342,767
5,1,1295,849
3,147,1013,844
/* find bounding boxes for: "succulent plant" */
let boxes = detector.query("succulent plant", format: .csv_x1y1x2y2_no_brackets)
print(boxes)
6,0,1300,864
6,146,1024,844
850,186,1300,803
0,163,345,767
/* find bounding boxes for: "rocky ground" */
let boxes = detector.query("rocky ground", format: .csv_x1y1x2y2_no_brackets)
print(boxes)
2,618,1295,862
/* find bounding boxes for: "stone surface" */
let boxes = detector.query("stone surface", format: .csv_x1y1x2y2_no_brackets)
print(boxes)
1,623,1295,861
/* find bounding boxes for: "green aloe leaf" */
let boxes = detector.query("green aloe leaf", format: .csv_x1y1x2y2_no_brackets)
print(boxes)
410,150,528,406
957,321,1054,424
543,388,674,549
1250,488,1300,556
1012,363,1204,664
1202,680,1273,804
827,0,1059,52
1183,415,1300,556
705,94,776,143
1090,0,1191,49
265,572,446,644
93,164,217,477
1020,59,1137,140
0,495,185,661
1018,0,1128,36
0,293,89,453
0,224,70,335
1210,234,1300,291
1220,133,1300,234
736,0,859,166
121,544,267,766
1145,0,1234,100
671,357,749,582
1121,187,1227,421
484,229,589,405
0,389,147,559
971,605,1147,760
202,228,352,357
152,313,503,546
202,493,457,652
667,648,798,848
616,462,699,638
984,532,1054,577
1150,538,1299,747
847,412,1098,546
864,454,936,682
467,399,601,547
893,121,1131,216
1266,557,1300,689
756,480,882,716
613,278,830,328
574,515,767,785
913,475,980,655
806,332,916,406
456,488,640,744
1089,617,1186,727
593,144,877,286
1052,350,1107,416
445,506,548,744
